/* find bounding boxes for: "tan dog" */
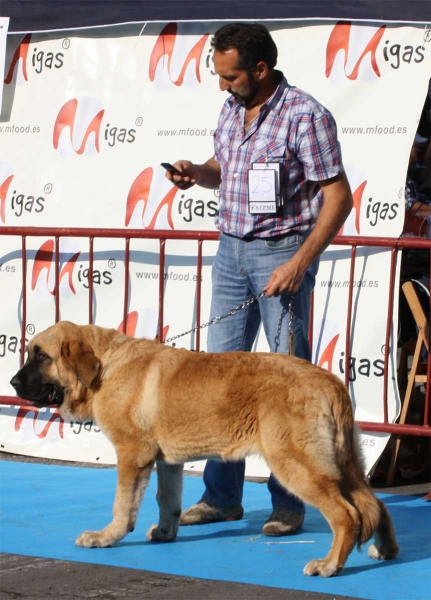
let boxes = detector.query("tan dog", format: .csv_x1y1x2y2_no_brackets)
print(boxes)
10,321,399,577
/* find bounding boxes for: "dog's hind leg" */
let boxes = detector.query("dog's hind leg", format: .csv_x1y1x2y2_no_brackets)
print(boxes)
301,483,361,577
146,462,183,542
368,499,400,560
76,451,154,548
266,458,361,577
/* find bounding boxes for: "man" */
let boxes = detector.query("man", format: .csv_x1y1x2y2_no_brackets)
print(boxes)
165,23,353,536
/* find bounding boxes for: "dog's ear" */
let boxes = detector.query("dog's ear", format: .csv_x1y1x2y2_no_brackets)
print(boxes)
61,339,101,388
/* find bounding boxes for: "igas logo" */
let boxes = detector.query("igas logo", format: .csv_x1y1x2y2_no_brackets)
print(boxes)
32,240,80,299
0,162,14,224
125,167,179,229
53,98,105,157
14,407,101,441
14,406,64,440
32,239,114,298
314,321,384,382
326,21,425,83
4,34,67,85
314,320,342,374
4,34,31,85
326,23,385,82
316,335,340,374
0,162,48,224
339,165,399,235
149,22,209,89
126,167,218,230
53,98,138,156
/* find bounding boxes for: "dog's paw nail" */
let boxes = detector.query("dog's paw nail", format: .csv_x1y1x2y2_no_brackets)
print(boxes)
146,525,159,541
368,544,384,560
303,559,340,578
146,524,176,542
303,561,317,576
76,532,91,547
75,530,104,548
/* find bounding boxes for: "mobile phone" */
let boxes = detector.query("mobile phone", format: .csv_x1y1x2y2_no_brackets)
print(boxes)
160,162,182,176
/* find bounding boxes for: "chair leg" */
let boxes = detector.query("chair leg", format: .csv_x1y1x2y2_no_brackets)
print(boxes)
397,340,413,395
386,436,403,486
386,341,423,486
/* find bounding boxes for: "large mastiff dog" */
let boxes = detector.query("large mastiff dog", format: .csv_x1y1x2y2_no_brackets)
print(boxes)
10,321,399,577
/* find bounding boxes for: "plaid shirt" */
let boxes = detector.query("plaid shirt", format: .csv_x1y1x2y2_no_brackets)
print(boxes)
214,74,344,238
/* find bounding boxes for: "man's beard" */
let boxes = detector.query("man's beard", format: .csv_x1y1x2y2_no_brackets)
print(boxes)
230,73,259,107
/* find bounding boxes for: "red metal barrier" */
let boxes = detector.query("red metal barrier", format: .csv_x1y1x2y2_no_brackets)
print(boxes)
1,226,430,439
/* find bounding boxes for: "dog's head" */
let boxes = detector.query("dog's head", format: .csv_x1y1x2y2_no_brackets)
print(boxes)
10,321,101,411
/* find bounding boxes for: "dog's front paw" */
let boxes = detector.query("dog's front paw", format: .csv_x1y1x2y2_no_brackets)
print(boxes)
75,530,113,548
146,524,176,542
303,558,341,577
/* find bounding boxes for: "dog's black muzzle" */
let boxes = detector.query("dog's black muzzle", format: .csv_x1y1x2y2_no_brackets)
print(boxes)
10,367,64,408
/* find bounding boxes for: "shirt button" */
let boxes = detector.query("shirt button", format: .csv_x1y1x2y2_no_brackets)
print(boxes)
233,173,238,178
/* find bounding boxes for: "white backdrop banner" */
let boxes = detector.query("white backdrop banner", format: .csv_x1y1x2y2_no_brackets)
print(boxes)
1,20,430,475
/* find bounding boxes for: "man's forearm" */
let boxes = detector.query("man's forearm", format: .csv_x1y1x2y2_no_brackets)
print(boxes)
293,172,353,271
262,172,353,297
195,157,222,189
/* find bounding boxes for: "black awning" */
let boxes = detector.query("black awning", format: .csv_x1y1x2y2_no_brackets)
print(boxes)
1,1,430,33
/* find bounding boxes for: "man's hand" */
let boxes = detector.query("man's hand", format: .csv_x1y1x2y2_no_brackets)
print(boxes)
263,172,353,298
164,157,222,190
164,160,199,190
264,256,306,297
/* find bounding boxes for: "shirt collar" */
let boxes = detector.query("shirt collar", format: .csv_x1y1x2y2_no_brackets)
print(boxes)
265,72,289,112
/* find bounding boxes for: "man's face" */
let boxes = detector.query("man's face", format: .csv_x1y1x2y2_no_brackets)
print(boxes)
213,48,260,108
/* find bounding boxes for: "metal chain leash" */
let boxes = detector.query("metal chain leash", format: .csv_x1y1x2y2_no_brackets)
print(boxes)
162,291,266,345
162,291,294,346
288,295,294,334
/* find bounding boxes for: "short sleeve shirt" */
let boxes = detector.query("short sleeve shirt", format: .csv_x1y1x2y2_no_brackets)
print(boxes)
213,74,344,238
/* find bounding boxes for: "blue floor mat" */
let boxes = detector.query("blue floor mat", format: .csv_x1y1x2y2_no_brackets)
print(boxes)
1,461,430,600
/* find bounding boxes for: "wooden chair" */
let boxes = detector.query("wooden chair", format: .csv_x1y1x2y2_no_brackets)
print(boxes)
386,280,430,486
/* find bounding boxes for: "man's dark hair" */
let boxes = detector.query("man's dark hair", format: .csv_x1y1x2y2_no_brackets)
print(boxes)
211,23,278,71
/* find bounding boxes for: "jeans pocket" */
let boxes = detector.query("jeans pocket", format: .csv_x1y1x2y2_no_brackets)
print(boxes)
264,234,302,251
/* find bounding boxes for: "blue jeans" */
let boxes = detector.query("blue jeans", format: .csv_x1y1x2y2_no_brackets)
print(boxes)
202,232,319,514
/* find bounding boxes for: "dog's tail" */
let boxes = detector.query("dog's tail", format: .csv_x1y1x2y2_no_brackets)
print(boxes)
345,471,399,558
343,468,381,547
332,382,383,547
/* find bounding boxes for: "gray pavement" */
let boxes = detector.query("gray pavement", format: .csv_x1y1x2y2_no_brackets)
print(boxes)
0,553,363,600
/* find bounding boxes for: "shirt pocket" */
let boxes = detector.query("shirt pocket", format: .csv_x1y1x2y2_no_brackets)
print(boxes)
251,138,287,164
215,133,232,165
